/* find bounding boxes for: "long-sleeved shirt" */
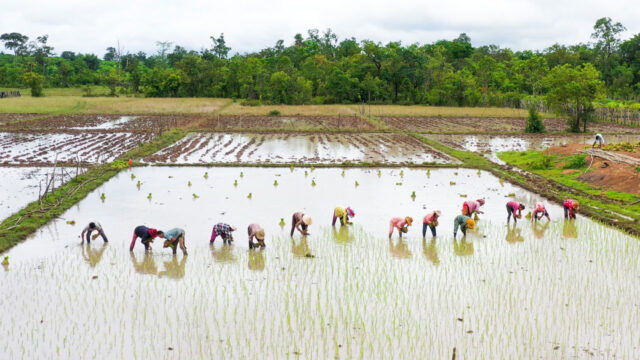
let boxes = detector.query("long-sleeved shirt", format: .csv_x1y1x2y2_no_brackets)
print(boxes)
532,202,547,218
423,213,439,225
164,228,184,241
453,215,470,235
334,206,348,223
211,223,234,242
507,201,522,216
248,223,264,242
563,199,577,218
463,201,480,214
389,217,408,234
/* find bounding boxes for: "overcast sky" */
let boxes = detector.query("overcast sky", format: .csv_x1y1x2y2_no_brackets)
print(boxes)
2,0,639,57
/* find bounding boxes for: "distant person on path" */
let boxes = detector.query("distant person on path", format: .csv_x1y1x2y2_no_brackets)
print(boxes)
163,228,188,256
506,201,525,224
563,199,579,220
422,210,441,237
453,214,475,239
531,202,551,222
389,216,413,238
332,206,355,226
462,199,485,217
248,223,266,249
81,221,108,244
592,133,605,148
210,223,237,244
291,212,312,236
130,226,164,251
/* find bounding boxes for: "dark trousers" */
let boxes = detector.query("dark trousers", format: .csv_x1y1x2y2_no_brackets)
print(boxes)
506,204,517,223
290,217,308,236
422,222,436,237
563,205,575,219
86,229,108,243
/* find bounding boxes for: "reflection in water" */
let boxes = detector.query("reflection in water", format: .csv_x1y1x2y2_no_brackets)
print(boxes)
532,221,550,239
453,239,474,256
422,238,439,265
291,236,313,257
81,243,107,267
389,239,412,259
129,252,158,275
158,255,187,279
563,221,578,239
505,224,524,244
332,226,355,244
248,249,265,271
210,244,237,263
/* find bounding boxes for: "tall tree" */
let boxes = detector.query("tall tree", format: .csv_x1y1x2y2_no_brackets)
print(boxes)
210,33,230,59
591,17,626,86
0,32,29,64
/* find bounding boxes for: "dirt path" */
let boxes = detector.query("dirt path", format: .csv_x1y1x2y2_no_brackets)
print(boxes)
583,149,640,167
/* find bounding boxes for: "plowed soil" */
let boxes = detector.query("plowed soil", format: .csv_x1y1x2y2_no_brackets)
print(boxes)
197,115,376,131
145,132,456,165
384,116,640,134
0,114,201,132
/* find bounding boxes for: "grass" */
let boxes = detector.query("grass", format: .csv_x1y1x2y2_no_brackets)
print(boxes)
0,92,231,115
0,128,189,253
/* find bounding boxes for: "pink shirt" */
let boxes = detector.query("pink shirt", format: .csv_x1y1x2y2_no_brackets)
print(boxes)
389,217,407,234
563,199,575,208
464,201,479,213
423,213,438,224
534,202,545,212
507,201,520,212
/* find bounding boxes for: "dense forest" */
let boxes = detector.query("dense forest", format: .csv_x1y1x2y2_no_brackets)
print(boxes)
1,17,639,109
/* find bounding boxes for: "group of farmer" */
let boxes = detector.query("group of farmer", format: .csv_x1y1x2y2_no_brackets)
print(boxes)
81,198,581,252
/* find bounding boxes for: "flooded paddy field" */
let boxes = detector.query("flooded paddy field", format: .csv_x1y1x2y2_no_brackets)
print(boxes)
427,134,640,163
196,115,376,131
0,167,81,221
2,167,639,359
0,114,198,132
145,133,456,165
383,116,640,134
0,132,153,165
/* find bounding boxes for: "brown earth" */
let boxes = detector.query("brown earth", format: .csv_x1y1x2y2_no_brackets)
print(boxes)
384,116,640,134
545,144,640,196
196,115,376,131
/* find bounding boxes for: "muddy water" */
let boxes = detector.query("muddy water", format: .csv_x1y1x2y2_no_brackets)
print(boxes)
0,167,81,221
70,116,136,130
146,133,456,164
1,167,639,358
428,134,640,164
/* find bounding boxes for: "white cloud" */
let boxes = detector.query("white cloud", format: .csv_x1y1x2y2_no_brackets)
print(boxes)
2,0,639,57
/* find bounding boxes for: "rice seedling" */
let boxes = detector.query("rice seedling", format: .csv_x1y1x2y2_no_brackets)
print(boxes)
131,173,136,180
240,172,244,178
355,181,359,187
192,193,199,199
136,180,141,189
204,172,209,179
247,193,252,199
312,180,316,186
188,181,192,187
66,220,75,225
147,193,152,199
100,193,106,201
450,181,456,185
234,180,238,187
273,180,278,186
459,194,467,198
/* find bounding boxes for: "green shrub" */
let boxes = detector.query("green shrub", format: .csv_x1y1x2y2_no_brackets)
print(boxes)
525,107,545,133
240,99,261,106
267,109,281,116
22,72,43,97
530,154,552,170
563,154,587,169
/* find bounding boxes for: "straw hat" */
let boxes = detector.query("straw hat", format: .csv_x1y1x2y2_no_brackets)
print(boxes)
573,201,580,209
466,218,475,229
302,215,312,225
405,216,413,226
435,210,442,217
230,226,237,231
255,229,265,241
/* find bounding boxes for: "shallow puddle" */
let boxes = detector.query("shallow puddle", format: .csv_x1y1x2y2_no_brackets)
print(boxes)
428,134,640,163
1,167,639,358
0,132,153,165
70,116,136,130
145,133,456,164
0,167,82,221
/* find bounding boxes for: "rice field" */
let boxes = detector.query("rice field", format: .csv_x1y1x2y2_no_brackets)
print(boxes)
0,132,154,165
2,167,639,359
145,133,456,165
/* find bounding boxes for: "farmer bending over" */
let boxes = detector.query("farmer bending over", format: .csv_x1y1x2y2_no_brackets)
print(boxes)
210,223,236,244
506,201,525,224
130,226,164,251
422,210,441,237
81,221,108,244
532,202,551,222
453,214,475,239
592,133,605,148
163,228,188,256
248,223,266,249
462,199,485,217
389,216,413,238
291,212,312,236
332,206,355,226
563,199,579,220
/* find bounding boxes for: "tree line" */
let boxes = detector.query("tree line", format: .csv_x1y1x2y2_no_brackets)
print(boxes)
1,18,638,124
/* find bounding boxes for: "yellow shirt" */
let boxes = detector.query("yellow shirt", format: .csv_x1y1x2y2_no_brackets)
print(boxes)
334,206,347,223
